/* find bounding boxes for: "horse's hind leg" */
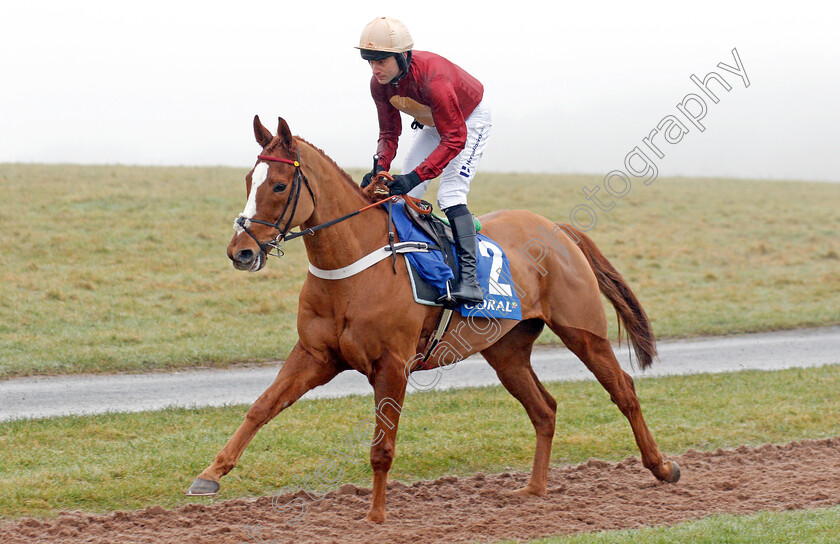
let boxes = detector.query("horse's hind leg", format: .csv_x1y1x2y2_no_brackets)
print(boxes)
186,342,342,496
552,325,680,483
480,319,556,496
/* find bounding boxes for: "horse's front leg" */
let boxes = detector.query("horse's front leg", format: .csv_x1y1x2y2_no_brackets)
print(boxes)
186,342,342,496
365,354,408,523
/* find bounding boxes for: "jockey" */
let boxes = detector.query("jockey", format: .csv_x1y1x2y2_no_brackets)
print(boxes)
357,16,492,306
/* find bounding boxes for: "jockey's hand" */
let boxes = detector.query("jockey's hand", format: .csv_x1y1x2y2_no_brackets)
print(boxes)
361,165,386,188
387,171,422,196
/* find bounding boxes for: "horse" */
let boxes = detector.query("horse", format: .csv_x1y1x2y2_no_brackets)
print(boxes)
186,115,681,523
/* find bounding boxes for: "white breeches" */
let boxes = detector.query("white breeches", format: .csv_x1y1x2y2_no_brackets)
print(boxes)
402,99,492,210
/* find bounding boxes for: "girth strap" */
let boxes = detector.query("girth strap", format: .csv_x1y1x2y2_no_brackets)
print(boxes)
308,242,435,280
421,308,454,365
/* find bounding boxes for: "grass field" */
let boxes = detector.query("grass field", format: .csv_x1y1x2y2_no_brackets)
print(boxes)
0,163,838,378
1,365,839,520
514,506,840,544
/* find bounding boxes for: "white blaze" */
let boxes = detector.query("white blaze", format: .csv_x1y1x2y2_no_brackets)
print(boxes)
234,162,269,233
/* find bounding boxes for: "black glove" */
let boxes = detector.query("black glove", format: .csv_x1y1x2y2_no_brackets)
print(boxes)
361,164,386,188
387,171,423,196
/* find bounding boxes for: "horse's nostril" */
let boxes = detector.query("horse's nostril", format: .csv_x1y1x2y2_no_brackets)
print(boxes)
236,249,254,263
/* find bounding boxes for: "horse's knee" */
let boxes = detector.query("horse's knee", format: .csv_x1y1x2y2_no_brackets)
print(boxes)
535,419,555,440
370,443,395,473
245,398,274,424
531,406,556,437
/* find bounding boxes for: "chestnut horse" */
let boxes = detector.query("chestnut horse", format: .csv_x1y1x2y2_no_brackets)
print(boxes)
187,116,680,523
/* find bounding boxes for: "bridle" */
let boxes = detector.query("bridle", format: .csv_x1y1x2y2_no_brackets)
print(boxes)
234,150,432,259
235,150,315,258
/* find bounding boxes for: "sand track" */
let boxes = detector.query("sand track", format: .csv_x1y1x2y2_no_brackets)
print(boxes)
3,437,839,544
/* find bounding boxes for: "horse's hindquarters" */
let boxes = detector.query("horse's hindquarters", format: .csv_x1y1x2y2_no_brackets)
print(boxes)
477,210,608,339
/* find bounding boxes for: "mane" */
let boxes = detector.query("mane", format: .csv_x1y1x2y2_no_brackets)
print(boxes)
293,136,369,198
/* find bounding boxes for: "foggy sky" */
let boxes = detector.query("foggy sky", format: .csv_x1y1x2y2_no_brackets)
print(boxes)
2,1,838,182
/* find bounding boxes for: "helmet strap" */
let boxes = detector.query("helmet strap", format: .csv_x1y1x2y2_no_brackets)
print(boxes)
389,50,412,84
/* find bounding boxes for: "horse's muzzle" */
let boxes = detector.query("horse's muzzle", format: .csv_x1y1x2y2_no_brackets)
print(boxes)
230,247,266,272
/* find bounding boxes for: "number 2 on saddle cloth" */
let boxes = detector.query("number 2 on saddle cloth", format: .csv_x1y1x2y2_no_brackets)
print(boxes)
389,200,522,321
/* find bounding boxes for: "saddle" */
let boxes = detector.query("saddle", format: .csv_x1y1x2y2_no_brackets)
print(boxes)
387,198,522,322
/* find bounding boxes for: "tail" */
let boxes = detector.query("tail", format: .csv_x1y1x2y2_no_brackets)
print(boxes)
562,224,657,369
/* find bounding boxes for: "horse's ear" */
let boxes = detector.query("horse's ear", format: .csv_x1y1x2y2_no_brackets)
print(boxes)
277,117,295,150
254,115,273,149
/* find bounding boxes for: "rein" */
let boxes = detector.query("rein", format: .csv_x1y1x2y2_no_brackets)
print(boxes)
236,154,431,259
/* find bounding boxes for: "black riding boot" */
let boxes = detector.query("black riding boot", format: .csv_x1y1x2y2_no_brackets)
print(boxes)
438,205,484,306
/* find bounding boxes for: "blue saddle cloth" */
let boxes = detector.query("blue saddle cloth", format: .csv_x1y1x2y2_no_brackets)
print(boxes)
390,202,522,321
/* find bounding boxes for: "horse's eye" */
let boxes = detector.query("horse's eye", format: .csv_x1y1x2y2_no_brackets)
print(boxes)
273,183,287,193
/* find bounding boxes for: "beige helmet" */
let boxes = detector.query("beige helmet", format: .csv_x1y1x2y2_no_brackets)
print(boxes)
357,17,413,59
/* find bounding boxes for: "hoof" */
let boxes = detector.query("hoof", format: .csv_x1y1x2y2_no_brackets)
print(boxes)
667,460,681,483
186,477,220,496
511,485,545,497
364,510,385,524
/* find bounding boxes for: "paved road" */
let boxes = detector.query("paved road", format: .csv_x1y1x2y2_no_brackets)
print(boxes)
1,327,838,422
